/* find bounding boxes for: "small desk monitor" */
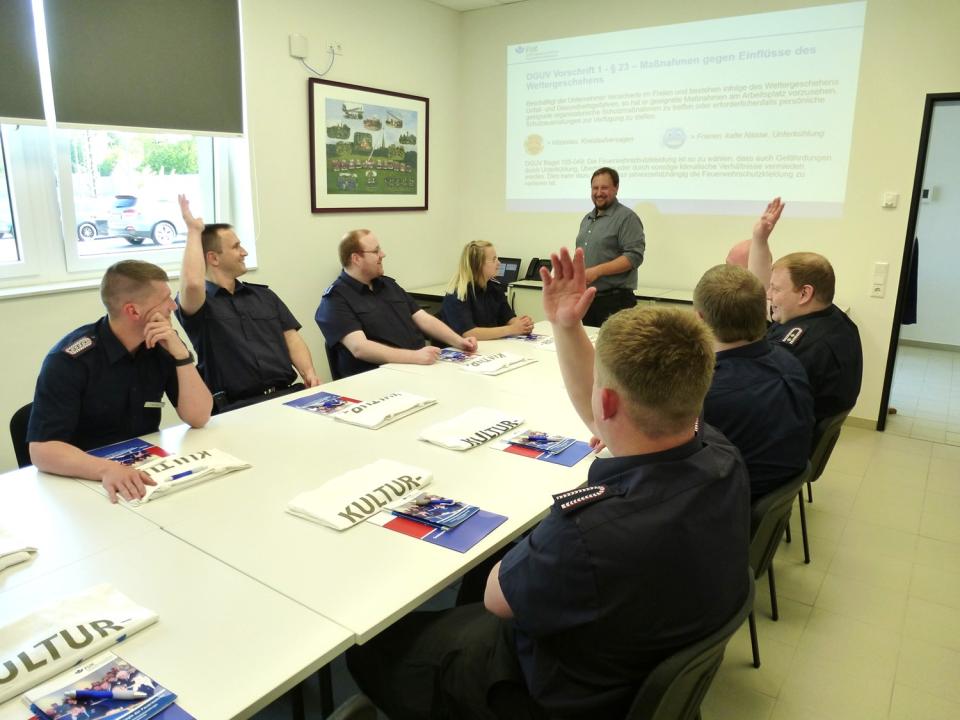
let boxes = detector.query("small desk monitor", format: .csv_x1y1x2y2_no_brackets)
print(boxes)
495,257,522,284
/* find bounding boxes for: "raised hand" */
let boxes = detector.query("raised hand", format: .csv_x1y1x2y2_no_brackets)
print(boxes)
753,196,784,243
178,194,205,233
541,247,597,328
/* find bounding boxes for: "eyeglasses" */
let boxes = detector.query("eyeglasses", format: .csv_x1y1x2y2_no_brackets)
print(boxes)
359,247,382,255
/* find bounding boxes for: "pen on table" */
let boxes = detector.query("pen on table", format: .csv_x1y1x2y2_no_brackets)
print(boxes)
64,689,148,700
170,466,208,481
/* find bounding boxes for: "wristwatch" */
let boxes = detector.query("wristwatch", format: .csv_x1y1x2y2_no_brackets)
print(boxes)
173,351,195,367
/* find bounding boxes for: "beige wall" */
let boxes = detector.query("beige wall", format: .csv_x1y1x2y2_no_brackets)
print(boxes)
2,0,959,471
456,0,960,427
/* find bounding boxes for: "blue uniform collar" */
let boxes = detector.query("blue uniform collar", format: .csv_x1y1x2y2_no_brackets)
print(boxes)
97,316,141,364
715,338,771,361
587,424,705,488
338,270,386,295
206,278,251,297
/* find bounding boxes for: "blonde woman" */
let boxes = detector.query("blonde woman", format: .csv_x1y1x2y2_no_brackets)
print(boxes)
441,241,534,340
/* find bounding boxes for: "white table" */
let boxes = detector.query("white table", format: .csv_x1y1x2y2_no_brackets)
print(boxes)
73,341,595,643
0,467,155,593
0,526,353,720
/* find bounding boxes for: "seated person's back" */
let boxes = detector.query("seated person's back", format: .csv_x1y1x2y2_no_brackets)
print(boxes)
695,264,814,498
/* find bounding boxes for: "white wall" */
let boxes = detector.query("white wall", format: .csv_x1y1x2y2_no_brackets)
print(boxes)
456,0,960,427
899,101,960,347
0,0,461,471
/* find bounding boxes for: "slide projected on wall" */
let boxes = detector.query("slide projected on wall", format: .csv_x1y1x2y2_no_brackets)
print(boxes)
506,2,866,215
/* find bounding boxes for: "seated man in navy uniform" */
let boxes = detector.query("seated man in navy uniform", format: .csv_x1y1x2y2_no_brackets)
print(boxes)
765,253,863,420
695,264,814,499
27,260,212,503
742,202,863,421
175,195,321,413
347,247,750,719
315,229,477,379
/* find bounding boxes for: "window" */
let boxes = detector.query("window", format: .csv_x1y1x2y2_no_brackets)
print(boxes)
0,132,19,266
0,0,249,296
60,129,216,269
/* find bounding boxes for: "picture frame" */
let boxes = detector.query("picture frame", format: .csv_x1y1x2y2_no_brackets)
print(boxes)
308,78,429,213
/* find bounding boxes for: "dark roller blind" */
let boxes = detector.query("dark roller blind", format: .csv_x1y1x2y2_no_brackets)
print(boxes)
43,0,243,134
0,0,45,123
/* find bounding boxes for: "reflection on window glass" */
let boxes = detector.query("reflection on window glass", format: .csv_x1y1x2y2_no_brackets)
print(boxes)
65,130,212,257
0,130,21,265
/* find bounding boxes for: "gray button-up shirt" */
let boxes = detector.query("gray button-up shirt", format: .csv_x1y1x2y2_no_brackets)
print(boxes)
575,199,645,292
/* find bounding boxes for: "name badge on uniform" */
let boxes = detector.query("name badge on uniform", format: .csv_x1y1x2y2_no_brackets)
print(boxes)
781,327,804,346
144,401,166,409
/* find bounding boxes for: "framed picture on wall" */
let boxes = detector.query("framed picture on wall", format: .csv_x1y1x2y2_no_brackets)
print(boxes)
308,78,429,213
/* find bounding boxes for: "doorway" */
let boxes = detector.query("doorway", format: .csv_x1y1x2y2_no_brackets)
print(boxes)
879,94,960,444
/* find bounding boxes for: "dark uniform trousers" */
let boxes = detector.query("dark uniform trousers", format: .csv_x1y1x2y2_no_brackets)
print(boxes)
346,605,546,720
582,289,637,328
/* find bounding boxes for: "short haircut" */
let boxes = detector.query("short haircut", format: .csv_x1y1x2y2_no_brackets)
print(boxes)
201,223,233,256
100,260,168,317
339,229,371,268
447,240,493,301
773,252,835,304
595,305,715,436
591,167,619,186
693,264,768,343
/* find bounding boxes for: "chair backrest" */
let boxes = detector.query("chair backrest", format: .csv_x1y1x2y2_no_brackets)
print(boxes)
9,402,33,469
625,573,756,720
324,344,345,382
809,410,850,483
749,464,811,577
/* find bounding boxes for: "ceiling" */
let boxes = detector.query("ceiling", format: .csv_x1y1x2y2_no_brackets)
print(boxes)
422,0,528,12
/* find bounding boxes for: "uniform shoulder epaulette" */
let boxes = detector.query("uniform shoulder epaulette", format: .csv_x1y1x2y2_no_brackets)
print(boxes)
243,281,269,289
779,326,805,346
62,336,95,357
322,282,337,298
553,485,609,514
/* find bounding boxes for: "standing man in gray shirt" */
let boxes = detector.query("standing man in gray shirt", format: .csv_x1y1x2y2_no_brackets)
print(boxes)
576,167,646,327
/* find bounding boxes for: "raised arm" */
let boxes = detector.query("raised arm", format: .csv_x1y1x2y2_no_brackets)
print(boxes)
747,196,784,289
284,330,321,386
178,194,208,315
543,247,599,434
412,311,478,353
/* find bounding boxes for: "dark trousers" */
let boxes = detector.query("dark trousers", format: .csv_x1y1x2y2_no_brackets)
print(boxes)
582,289,637,328
346,604,546,720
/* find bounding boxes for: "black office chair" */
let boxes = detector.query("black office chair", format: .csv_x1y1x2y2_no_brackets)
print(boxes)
328,695,376,720
788,410,850,565
807,410,851,502
9,402,32,469
324,344,345,381
625,573,755,720
747,464,811,669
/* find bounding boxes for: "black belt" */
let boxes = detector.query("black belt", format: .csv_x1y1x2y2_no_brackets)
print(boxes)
594,287,634,297
216,381,297,405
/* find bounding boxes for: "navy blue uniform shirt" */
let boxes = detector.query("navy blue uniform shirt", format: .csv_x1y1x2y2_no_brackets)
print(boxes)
26,317,180,451
705,339,814,499
768,304,863,421
315,271,425,379
498,423,750,718
440,280,514,334
175,280,300,402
